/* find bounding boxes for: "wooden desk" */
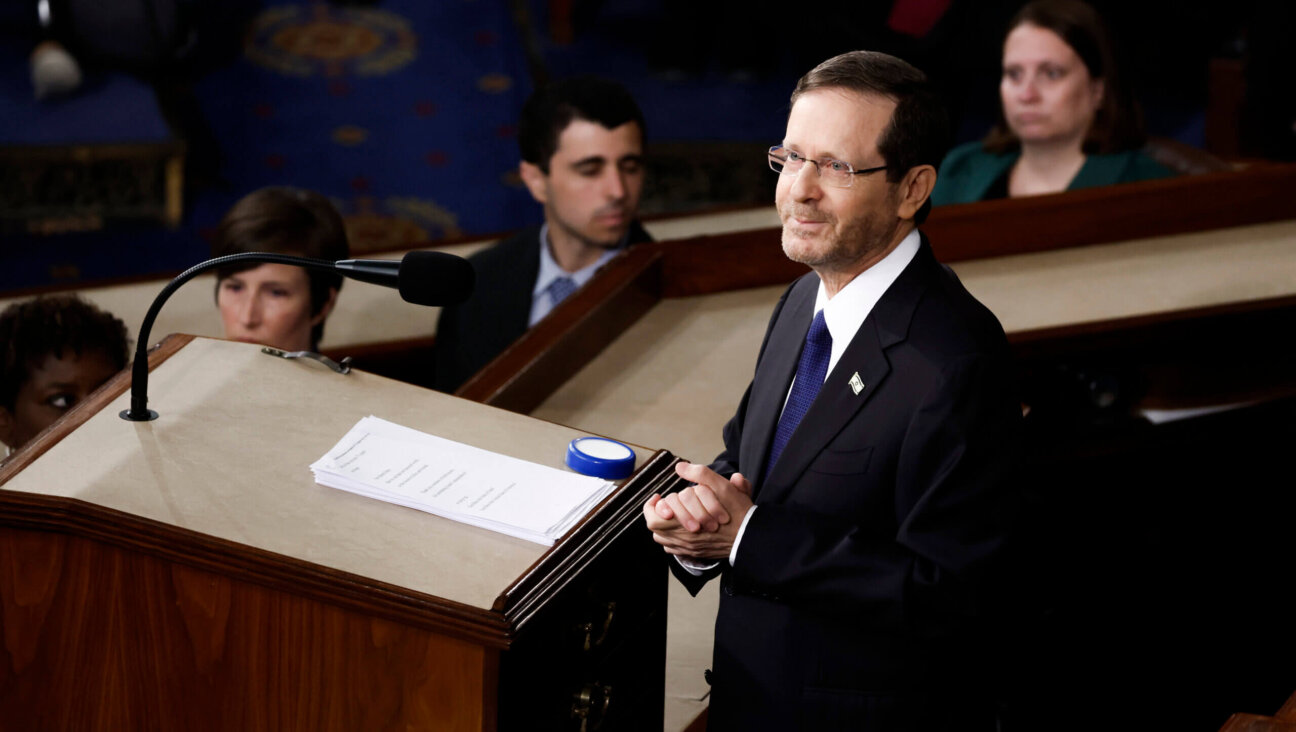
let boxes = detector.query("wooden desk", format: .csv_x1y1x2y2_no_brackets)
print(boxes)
0,337,684,730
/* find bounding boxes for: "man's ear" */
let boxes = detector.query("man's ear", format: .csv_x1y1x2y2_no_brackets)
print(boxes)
519,161,549,205
310,287,339,327
0,406,16,450
895,165,937,221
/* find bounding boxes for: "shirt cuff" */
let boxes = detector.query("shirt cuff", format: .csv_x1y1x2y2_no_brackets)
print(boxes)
729,505,756,567
671,506,757,575
674,555,719,576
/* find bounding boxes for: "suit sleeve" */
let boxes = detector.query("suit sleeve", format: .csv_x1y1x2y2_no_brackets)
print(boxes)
431,235,535,393
729,350,1022,636
668,283,798,596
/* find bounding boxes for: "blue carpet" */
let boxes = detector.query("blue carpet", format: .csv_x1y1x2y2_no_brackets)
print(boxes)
193,0,537,242
0,43,172,145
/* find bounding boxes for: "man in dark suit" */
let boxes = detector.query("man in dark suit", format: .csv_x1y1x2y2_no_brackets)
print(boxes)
644,51,1021,730
433,77,651,392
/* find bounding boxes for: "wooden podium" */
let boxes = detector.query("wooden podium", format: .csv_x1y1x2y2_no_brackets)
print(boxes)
0,336,683,731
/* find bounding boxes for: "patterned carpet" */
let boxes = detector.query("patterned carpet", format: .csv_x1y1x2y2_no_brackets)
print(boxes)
0,0,797,293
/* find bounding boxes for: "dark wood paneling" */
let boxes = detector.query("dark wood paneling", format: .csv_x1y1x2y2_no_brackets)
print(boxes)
657,227,803,297
1281,690,1296,720
1218,716,1296,732
0,528,492,731
652,163,1296,296
0,488,513,648
1215,689,1296,732
923,163,1296,263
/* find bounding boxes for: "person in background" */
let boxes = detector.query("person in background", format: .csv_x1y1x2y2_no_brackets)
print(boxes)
931,0,1172,205
432,75,651,393
0,294,129,453
211,187,350,353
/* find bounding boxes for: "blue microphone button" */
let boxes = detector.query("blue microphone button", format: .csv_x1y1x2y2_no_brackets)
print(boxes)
565,437,636,480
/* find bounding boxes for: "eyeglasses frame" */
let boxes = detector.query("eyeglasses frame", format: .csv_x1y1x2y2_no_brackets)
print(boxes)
767,145,888,188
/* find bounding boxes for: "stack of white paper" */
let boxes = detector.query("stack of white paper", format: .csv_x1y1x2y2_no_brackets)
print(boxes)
310,416,618,546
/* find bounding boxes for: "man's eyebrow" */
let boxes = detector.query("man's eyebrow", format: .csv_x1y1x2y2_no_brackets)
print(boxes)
783,142,850,161
569,155,608,167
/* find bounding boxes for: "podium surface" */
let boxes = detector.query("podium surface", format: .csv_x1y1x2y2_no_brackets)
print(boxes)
1,337,677,730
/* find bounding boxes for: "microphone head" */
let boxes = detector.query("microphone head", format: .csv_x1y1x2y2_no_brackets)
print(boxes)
397,251,475,306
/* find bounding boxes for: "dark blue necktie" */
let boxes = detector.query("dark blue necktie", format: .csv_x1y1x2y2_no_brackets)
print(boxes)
765,309,832,478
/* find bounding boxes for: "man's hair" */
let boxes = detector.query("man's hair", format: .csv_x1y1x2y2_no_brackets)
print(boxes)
983,0,1145,155
211,187,350,348
0,294,130,411
791,50,950,225
518,75,645,173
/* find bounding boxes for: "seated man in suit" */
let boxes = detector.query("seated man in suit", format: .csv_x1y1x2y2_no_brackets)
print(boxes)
433,76,651,392
644,51,1022,730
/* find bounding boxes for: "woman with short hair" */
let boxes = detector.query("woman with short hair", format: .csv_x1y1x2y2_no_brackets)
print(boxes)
212,187,350,352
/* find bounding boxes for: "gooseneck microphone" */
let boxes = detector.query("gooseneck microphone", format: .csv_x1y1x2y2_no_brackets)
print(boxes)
120,251,475,422
333,251,475,305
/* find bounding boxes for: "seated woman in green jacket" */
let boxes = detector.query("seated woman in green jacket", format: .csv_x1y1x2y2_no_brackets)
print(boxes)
932,0,1172,206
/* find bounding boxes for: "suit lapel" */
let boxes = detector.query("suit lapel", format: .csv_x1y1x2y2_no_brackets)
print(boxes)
760,319,891,501
757,239,940,504
741,276,817,498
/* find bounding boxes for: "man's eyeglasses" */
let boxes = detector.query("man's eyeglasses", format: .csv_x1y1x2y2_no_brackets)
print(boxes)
767,145,888,188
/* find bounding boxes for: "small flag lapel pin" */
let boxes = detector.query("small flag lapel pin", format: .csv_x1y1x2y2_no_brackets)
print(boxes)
849,372,865,395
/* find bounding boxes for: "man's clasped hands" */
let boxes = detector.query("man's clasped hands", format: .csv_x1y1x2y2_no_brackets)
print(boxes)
642,462,755,561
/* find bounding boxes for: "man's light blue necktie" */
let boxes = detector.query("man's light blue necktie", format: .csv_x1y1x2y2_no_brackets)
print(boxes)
547,275,577,308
